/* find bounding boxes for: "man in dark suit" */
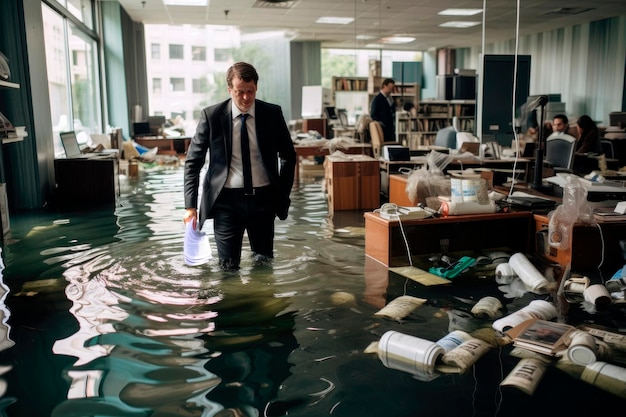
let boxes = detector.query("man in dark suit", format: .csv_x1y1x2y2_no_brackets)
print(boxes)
370,78,396,142
184,62,296,270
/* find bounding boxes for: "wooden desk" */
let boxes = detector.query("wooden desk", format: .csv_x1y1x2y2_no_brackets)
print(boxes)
365,210,534,266
380,157,530,198
534,213,626,274
134,136,191,155
294,142,372,182
388,174,415,206
54,156,119,209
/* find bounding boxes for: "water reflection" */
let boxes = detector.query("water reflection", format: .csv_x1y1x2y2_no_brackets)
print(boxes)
4,166,623,417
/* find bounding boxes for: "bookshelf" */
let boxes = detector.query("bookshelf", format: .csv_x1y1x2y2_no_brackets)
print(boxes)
331,76,369,126
332,76,367,93
396,99,476,148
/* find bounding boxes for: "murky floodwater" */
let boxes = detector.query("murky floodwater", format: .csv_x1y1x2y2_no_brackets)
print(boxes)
0,163,624,417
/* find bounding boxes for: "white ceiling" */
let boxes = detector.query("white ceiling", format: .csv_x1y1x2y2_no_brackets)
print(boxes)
112,0,625,51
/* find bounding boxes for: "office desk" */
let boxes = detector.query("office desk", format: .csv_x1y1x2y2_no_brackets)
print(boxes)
379,156,530,197
534,213,626,273
364,210,534,267
294,142,372,182
54,156,119,208
134,136,191,155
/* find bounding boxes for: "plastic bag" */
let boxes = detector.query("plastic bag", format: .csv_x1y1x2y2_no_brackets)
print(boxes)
405,151,453,205
548,175,594,249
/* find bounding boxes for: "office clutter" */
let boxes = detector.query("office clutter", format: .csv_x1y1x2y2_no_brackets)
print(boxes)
369,247,626,399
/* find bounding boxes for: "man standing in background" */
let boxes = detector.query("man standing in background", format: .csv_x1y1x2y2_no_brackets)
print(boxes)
370,78,397,142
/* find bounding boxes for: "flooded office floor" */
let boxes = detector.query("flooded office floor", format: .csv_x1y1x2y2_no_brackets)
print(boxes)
0,163,624,416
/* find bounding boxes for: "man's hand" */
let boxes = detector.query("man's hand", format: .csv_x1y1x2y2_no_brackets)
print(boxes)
183,208,198,229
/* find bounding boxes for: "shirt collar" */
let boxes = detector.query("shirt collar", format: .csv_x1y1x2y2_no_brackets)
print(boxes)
232,101,256,120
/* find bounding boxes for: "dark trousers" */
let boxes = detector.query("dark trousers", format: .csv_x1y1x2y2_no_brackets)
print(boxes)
212,186,275,267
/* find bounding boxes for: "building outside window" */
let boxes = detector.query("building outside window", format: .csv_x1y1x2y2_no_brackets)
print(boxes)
214,48,230,62
169,44,184,59
192,78,208,93
170,77,185,92
151,43,160,59
153,78,162,94
192,46,206,61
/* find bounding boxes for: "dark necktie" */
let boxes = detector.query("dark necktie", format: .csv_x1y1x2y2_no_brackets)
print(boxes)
239,113,253,194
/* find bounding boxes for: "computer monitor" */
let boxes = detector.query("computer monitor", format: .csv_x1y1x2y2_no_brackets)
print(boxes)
133,121,151,138
60,131,82,158
324,106,338,120
609,112,626,127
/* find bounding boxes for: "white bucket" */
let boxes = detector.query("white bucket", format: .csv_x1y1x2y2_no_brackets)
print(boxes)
378,331,444,376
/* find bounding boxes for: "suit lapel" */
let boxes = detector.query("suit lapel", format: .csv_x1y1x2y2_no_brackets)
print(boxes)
221,100,233,161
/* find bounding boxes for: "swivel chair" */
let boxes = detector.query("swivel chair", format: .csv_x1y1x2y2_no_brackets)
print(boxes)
369,121,397,158
545,133,576,173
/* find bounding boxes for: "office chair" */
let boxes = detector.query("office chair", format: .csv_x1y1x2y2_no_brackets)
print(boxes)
434,126,457,149
369,121,397,158
545,134,576,173
601,139,614,159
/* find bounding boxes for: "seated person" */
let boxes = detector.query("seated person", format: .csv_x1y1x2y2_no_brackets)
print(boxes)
575,115,602,154
547,114,568,138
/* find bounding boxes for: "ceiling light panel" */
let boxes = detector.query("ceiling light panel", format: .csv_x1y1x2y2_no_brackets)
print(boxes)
438,8,483,16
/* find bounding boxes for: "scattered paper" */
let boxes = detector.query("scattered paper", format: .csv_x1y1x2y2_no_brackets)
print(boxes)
183,221,212,266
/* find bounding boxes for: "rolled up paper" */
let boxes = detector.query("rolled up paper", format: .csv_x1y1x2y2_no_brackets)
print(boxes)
508,252,551,293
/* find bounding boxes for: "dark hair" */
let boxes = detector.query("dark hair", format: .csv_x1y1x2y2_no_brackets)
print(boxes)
403,101,415,111
226,62,259,88
553,114,568,124
577,114,597,132
381,78,395,88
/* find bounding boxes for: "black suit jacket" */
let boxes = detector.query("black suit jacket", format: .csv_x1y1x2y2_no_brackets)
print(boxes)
184,99,296,227
370,92,396,142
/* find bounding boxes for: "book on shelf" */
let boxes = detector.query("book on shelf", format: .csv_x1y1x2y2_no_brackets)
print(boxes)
506,318,575,356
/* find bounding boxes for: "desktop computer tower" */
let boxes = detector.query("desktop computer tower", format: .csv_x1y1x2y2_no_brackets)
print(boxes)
480,54,531,147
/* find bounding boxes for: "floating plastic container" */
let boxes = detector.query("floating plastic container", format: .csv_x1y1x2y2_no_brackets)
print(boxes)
378,331,444,376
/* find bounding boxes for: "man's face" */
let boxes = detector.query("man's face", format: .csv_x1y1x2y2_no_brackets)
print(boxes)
229,77,257,112
382,83,395,95
552,118,567,133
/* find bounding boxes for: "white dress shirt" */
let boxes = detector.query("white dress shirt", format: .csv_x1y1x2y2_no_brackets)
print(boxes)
225,102,270,189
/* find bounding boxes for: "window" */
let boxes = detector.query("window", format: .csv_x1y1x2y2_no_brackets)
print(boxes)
214,48,230,62
151,43,160,59
192,46,206,61
192,78,207,93
169,44,184,59
153,78,162,94
170,78,185,92
43,3,102,157
66,0,94,29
